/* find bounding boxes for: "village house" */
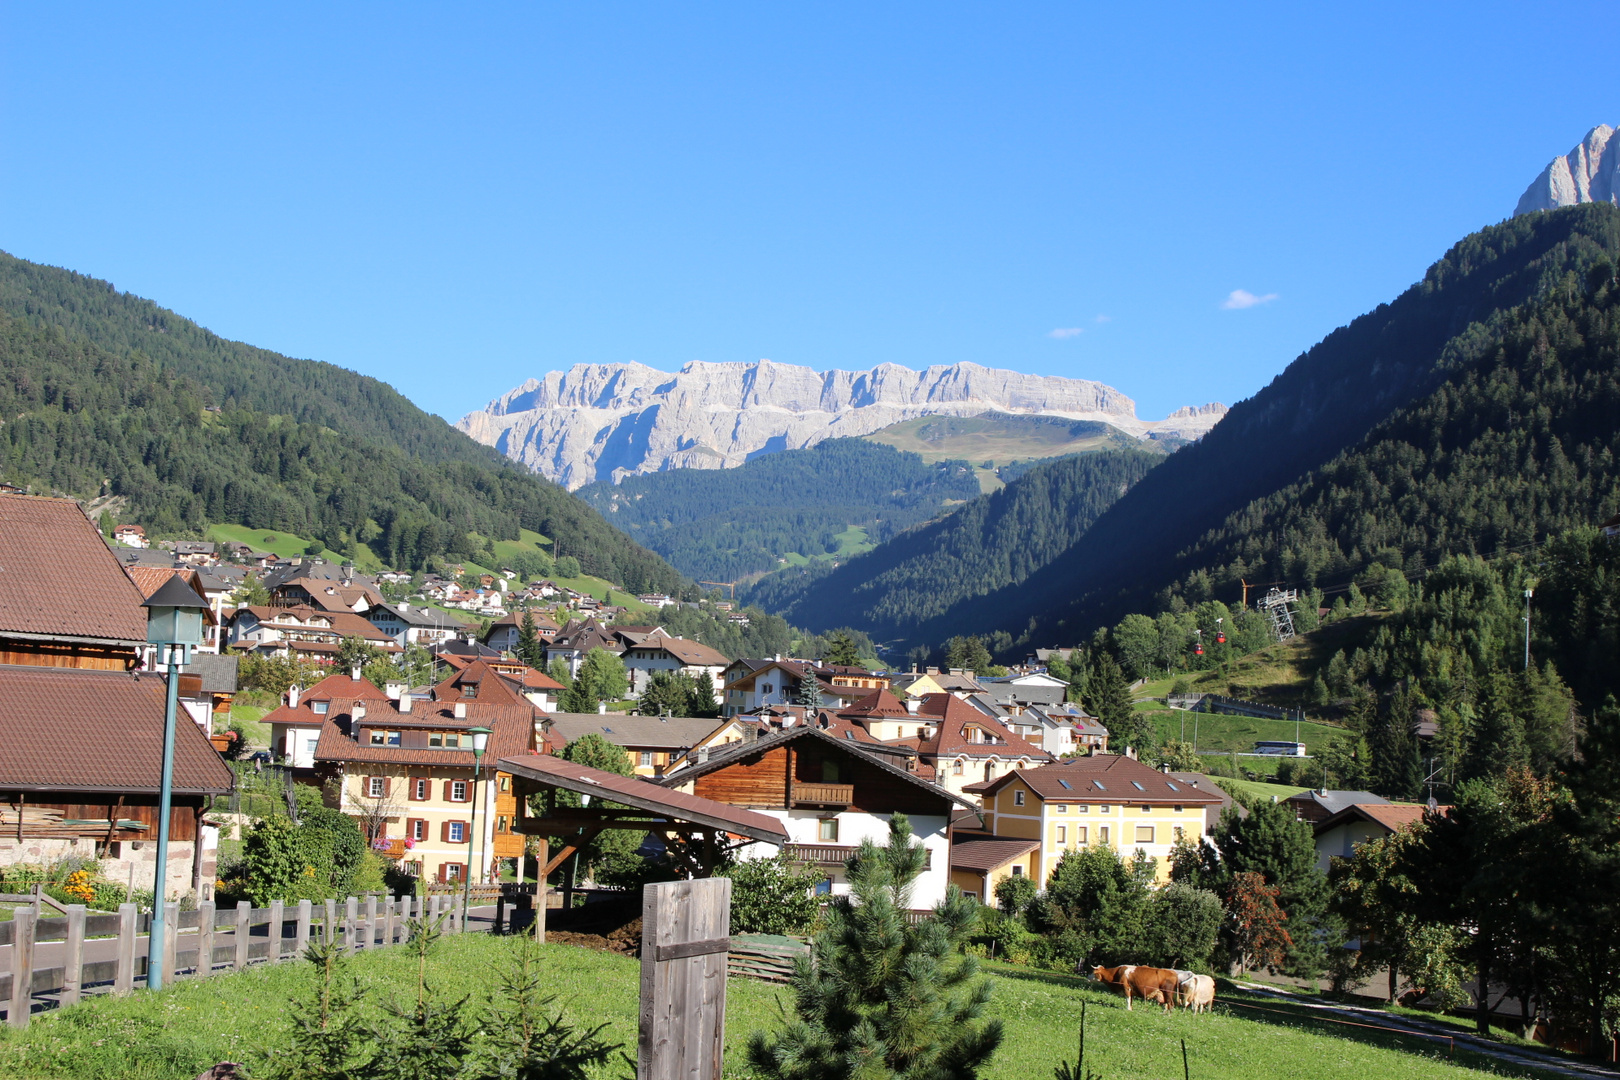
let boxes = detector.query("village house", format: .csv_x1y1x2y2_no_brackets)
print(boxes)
481,610,560,654
541,713,743,778
366,601,467,648
659,724,973,908
1311,802,1439,873
543,617,621,677
833,691,1051,801
436,654,565,712
0,494,233,900
1285,787,1390,825
719,658,880,716
979,671,1071,710
618,632,730,700
228,603,402,662
112,523,148,547
962,753,1224,894
890,666,989,700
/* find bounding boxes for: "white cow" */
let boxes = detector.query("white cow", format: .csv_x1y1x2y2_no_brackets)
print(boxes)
1171,969,1216,1013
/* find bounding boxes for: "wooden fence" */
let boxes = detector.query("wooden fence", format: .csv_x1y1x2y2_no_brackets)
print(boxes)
1,892,471,1029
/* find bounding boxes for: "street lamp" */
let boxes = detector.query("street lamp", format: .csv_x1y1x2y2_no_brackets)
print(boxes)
141,576,208,990
462,726,493,918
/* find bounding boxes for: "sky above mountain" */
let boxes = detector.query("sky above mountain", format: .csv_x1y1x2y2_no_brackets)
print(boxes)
3,3,1617,424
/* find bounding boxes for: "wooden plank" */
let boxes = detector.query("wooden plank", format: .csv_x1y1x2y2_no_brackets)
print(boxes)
162,903,179,985
8,909,35,1028
323,899,338,948
114,904,137,995
295,899,312,956
345,898,359,953
268,900,285,963
638,877,730,1080
234,902,251,970
195,901,215,977
383,895,396,946
364,895,377,949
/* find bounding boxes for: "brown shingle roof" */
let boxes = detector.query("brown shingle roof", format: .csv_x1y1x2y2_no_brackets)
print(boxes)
0,495,148,645
313,699,536,767
0,665,233,794
839,689,913,719
1313,802,1442,837
949,834,1041,873
970,755,1224,804
894,693,1050,761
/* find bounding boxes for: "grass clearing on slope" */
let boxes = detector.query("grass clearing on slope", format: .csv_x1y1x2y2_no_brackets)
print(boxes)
0,935,1567,1080
204,524,317,560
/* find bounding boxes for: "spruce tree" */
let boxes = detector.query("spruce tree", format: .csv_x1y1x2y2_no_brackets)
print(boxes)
748,815,1003,1080
796,667,823,711
515,610,543,667
1084,653,1141,753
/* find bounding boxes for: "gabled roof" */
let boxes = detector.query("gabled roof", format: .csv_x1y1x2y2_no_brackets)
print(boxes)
1285,789,1390,815
0,494,148,645
627,636,730,667
497,753,789,845
0,665,232,794
968,754,1224,804
893,693,1050,761
544,712,730,751
661,723,975,809
180,653,240,694
430,658,529,707
949,834,1041,873
314,698,536,767
839,689,914,719
1313,802,1442,837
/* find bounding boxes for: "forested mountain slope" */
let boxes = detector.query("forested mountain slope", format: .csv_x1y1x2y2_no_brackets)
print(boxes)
0,254,684,592
747,448,1161,644
575,439,982,583
772,205,1620,652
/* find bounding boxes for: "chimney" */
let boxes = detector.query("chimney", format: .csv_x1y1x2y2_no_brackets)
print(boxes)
905,698,921,715
1161,763,1170,773
454,702,467,718
1125,746,1136,760
350,664,362,681
926,666,940,676
385,681,405,700
597,701,607,715
353,703,366,721
400,694,413,714
288,685,301,708
697,747,710,764
398,601,409,612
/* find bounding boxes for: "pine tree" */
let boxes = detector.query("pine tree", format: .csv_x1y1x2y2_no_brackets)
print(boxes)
824,630,860,667
1084,653,1140,753
747,815,1004,1080
795,667,823,711
515,610,543,666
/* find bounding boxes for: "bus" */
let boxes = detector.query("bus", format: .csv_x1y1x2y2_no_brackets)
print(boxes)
1252,740,1307,757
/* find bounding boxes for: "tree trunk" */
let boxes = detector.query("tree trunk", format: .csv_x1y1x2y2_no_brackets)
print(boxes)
1475,936,1491,1036
1388,956,1398,1003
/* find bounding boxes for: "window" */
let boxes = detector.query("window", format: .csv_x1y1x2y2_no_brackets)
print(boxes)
1173,826,1184,841
448,821,466,843
496,816,509,834
818,818,839,842
412,778,427,801
1077,826,1088,844
639,751,653,767
1135,826,1155,844
1011,865,1024,877
1141,804,1152,813
429,731,462,748
1173,805,1184,813
304,737,319,756
1098,805,1111,813
1077,804,1089,813
1099,826,1110,844
445,862,462,881
1056,826,1067,844
410,819,427,841
499,777,510,792
312,701,329,714
367,776,386,798
1013,790,1025,807
952,760,964,775
451,781,468,802
1055,804,1068,814
1130,781,1146,791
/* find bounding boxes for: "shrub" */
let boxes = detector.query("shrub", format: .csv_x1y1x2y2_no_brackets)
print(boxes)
722,852,824,935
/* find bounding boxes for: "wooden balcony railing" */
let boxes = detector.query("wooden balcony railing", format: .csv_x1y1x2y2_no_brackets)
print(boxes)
790,782,854,807
785,843,931,869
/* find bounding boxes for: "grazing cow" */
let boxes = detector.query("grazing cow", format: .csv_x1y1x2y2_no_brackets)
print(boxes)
1090,965,1182,1012
1175,973,1216,1013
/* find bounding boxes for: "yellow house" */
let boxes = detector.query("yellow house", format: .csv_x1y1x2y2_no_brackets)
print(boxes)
958,753,1224,893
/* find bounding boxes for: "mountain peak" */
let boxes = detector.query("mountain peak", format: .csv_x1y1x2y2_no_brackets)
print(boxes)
1515,124,1620,215
458,360,1224,489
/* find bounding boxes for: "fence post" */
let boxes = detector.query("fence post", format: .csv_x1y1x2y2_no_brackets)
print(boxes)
269,899,285,962
495,892,506,935
7,908,36,1028
637,877,732,1080
295,899,312,956
195,901,215,978
234,901,251,970
162,903,179,986
384,896,397,946
114,903,137,995
323,899,338,948
364,895,378,949
345,897,359,954
59,904,87,1005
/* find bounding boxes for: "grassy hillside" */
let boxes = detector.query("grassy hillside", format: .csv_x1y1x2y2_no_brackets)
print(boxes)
0,933,1560,1080
0,251,685,594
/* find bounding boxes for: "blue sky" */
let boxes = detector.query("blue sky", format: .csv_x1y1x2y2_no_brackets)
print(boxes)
4,3,1618,423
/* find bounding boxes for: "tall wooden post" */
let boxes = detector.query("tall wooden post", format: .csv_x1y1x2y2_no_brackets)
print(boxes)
7,909,36,1028
61,904,87,1003
638,877,731,1080
195,901,215,977
269,899,285,962
113,903,137,995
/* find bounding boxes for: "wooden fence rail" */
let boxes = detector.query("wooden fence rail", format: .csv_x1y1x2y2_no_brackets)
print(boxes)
1,892,472,1029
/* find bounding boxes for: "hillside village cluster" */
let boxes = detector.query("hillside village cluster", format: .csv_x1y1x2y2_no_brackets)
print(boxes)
1,493,1420,923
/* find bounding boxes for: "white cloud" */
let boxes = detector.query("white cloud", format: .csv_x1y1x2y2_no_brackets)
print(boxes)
1222,289,1279,310
1047,327,1084,339
1093,314,1111,324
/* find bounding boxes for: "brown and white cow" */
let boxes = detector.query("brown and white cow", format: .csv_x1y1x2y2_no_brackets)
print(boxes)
1090,965,1182,1012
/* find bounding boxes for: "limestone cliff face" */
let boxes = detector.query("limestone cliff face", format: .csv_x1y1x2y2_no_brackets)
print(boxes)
458,359,1227,489
1516,125,1620,215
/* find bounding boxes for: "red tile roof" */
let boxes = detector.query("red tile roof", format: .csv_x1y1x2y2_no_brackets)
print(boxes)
0,495,148,645
1314,802,1443,836
893,693,1050,761
0,665,233,794
839,689,914,719
970,754,1224,804
313,698,537,768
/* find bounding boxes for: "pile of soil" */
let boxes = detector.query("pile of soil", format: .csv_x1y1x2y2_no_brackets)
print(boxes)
545,896,643,955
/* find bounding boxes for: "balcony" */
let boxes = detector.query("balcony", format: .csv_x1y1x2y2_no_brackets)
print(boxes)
786,842,931,869
790,782,854,807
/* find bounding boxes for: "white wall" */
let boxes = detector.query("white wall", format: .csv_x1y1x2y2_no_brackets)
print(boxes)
1313,820,1386,872
734,809,952,909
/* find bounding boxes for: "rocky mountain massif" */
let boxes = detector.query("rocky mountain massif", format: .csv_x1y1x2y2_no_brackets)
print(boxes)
1516,124,1620,215
458,360,1225,489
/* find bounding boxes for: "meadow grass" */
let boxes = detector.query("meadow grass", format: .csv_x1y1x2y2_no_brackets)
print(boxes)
204,524,318,561
0,935,1567,1080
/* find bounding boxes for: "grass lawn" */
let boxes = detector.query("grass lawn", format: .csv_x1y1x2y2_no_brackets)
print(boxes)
1216,776,1310,802
1149,712,1346,758
0,935,1565,1080
205,524,318,560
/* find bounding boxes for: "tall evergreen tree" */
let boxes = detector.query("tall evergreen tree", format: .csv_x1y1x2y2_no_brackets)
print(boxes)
795,667,823,711
747,815,1003,1080
1084,653,1143,753
515,610,543,667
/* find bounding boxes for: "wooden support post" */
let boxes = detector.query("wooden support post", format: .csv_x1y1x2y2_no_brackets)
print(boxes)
364,895,378,949
269,900,285,962
534,837,547,943
638,877,731,1080
114,903,137,995
234,901,251,970
7,909,35,1028
345,897,359,953
162,903,179,985
295,899,312,956
60,904,86,1004
195,901,215,978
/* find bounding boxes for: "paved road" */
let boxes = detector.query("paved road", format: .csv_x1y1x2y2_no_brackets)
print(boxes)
1231,980,1619,1080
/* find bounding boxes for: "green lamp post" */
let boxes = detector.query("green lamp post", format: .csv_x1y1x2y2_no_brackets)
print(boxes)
141,576,208,990
462,726,493,918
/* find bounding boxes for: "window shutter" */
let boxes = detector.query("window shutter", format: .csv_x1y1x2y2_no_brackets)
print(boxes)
438,863,448,883
382,776,392,796
441,820,452,843
444,780,454,802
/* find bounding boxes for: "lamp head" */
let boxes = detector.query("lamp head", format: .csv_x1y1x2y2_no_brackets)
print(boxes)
468,725,492,757
142,576,209,647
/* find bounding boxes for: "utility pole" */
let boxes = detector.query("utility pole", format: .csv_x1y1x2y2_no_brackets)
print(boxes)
1523,586,1534,671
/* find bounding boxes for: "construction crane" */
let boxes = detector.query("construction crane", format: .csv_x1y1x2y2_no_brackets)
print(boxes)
701,581,737,602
